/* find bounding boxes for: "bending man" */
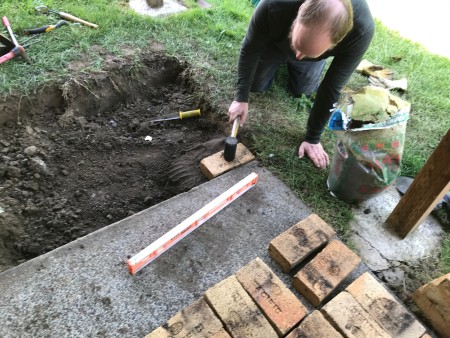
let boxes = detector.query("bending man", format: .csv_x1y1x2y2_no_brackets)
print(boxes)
228,0,374,168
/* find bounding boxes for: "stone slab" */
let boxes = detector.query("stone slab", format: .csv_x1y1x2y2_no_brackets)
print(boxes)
235,257,308,335
129,0,187,17
269,213,336,272
350,187,443,265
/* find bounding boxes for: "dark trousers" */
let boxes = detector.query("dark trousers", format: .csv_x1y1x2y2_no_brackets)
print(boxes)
251,52,326,97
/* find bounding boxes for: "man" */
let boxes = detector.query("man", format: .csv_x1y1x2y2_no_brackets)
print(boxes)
228,0,374,168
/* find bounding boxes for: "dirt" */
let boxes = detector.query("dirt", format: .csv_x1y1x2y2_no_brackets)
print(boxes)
0,49,227,272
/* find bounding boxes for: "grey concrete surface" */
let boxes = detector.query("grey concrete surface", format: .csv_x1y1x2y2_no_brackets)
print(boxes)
0,161,317,338
350,184,444,266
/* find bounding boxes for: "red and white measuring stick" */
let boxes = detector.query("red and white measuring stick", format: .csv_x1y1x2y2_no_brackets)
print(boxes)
127,172,259,275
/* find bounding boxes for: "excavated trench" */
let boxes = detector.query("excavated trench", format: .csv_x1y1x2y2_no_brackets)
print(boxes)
0,52,229,272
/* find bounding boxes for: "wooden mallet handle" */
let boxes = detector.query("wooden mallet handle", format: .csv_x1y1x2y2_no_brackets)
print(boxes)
58,12,98,29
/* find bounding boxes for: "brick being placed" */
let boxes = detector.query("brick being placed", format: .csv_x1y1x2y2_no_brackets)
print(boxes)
292,239,361,306
321,291,391,338
268,214,336,273
200,143,255,179
204,275,278,338
346,272,426,338
285,310,343,338
145,298,227,338
235,257,308,336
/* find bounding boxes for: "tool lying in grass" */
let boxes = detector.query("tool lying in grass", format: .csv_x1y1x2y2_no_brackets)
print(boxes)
35,5,98,29
24,20,76,35
150,109,201,123
0,17,32,64
127,172,259,275
224,116,240,161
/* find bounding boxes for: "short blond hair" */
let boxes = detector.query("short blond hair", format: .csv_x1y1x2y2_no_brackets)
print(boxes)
298,0,353,45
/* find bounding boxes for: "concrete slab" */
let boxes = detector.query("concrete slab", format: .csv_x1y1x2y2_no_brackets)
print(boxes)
350,186,444,272
129,0,187,17
0,161,312,338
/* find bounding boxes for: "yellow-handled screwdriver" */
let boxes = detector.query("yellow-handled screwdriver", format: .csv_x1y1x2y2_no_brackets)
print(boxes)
150,109,201,123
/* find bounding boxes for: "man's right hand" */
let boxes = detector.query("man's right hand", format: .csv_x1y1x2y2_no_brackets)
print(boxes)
228,101,248,126
298,141,330,169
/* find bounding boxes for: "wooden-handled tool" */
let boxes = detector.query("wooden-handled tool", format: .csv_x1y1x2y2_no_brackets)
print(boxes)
35,6,98,29
224,116,240,162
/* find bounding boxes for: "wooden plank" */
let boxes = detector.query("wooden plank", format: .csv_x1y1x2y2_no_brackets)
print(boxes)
199,143,255,179
386,129,450,238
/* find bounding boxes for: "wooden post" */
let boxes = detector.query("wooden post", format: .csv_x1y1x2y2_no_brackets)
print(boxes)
386,129,450,238
146,0,163,8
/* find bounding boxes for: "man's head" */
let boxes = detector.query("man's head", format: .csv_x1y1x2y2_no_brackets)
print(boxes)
290,0,353,60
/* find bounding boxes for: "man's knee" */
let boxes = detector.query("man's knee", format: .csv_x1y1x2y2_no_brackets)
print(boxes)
287,60,326,97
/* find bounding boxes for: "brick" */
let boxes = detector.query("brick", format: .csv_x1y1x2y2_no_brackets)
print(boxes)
145,298,225,338
285,310,343,338
211,329,232,338
235,257,308,336
321,291,391,338
346,272,426,338
200,143,255,179
437,274,450,293
412,286,450,338
268,214,336,272
204,275,278,338
421,273,450,320
292,240,361,306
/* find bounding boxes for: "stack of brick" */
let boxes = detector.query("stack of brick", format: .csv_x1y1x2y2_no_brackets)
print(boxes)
412,273,450,338
145,213,429,337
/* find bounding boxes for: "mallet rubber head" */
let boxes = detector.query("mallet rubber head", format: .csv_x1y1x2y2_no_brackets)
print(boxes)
224,136,238,162
224,116,240,162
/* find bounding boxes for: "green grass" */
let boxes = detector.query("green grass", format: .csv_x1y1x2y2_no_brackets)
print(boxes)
1,0,449,272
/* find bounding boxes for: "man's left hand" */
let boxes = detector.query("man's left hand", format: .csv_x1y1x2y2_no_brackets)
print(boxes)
298,141,330,169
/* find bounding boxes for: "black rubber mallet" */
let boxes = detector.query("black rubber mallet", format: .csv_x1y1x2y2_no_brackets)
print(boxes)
224,116,240,162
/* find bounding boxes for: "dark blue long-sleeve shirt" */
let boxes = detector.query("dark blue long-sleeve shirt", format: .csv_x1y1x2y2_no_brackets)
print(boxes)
235,0,374,143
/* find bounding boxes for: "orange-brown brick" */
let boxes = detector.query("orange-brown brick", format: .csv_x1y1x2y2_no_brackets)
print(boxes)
145,298,225,338
235,257,308,336
321,291,391,338
420,273,450,321
292,240,361,306
412,274,450,338
286,310,343,338
204,275,278,338
269,214,336,273
346,272,426,338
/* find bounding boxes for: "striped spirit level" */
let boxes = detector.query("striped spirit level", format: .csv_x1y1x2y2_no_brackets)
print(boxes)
127,172,259,275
